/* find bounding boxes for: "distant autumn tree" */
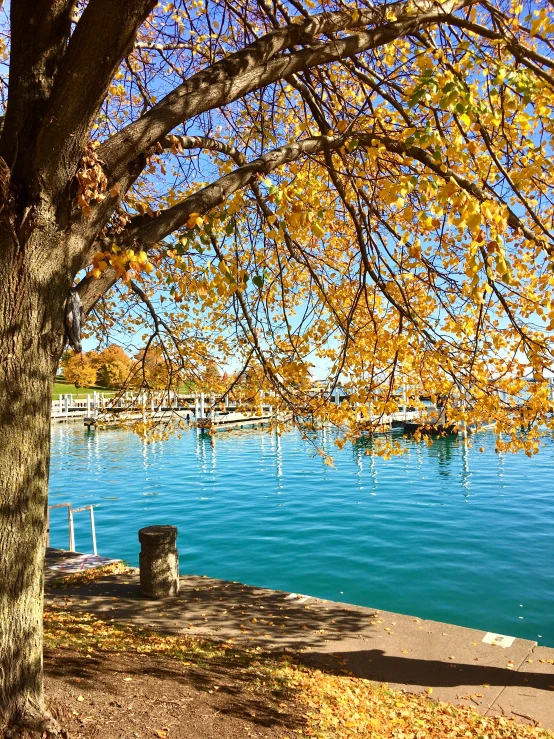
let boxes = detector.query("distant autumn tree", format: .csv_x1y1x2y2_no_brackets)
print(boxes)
2,0,554,734
198,360,223,393
61,352,98,388
62,345,132,388
96,344,132,388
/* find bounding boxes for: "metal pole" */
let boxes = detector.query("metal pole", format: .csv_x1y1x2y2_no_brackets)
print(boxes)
89,507,97,556
48,503,73,550
68,506,75,552
72,505,98,555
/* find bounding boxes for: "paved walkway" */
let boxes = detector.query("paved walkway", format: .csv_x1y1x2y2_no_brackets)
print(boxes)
45,549,554,730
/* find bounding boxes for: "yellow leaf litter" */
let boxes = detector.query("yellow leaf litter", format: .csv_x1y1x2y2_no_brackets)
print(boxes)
44,608,553,739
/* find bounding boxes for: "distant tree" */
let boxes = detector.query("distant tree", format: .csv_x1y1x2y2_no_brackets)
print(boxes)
97,345,132,388
134,346,170,389
62,345,132,388
200,360,222,390
98,359,129,388
61,352,98,388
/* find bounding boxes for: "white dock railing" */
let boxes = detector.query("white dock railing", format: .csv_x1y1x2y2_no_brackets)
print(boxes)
47,502,97,555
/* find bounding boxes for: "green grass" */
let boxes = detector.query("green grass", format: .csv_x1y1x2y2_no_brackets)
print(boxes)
52,378,114,400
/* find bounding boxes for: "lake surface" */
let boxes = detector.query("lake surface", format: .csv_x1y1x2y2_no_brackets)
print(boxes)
49,425,554,645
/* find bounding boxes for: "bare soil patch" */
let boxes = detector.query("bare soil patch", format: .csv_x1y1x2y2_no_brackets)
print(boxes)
44,647,303,739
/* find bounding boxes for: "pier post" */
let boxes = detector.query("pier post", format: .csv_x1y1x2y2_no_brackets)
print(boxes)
138,525,179,598
200,392,205,419
87,394,91,416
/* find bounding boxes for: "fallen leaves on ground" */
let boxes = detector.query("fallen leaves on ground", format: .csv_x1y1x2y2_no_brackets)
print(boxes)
288,667,554,738
48,562,131,589
44,608,554,739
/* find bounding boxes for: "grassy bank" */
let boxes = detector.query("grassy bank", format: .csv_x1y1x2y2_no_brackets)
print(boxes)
52,377,114,400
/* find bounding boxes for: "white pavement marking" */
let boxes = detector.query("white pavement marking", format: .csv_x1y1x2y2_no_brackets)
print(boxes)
482,632,516,648
284,593,312,603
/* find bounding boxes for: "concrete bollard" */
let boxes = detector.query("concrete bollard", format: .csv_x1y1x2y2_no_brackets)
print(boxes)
138,525,179,598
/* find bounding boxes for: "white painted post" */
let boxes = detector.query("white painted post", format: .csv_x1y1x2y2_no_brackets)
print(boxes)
194,396,199,420
87,394,91,416
64,394,69,419
200,392,205,419
58,396,63,414
334,387,340,406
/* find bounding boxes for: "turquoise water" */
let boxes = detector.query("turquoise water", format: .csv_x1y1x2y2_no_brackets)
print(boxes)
49,426,554,646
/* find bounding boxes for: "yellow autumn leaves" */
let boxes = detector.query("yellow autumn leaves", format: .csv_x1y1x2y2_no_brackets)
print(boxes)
91,247,153,280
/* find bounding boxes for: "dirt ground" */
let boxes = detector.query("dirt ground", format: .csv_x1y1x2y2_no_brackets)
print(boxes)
44,647,304,739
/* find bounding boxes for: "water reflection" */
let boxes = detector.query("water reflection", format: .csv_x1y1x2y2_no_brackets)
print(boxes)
461,435,471,495
425,434,457,475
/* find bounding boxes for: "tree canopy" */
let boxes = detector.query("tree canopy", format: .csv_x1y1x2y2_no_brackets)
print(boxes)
27,0,551,455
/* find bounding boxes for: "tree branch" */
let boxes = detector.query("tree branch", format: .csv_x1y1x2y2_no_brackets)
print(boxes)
123,133,354,247
159,134,247,164
77,264,119,316
78,116,552,316
98,0,472,181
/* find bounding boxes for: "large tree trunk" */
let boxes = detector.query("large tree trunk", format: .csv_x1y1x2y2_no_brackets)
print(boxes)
0,218,68,735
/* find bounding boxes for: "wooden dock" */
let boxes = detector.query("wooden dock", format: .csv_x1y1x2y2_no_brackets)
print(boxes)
83,408,194,428
51,389,457,437
197,411,285,432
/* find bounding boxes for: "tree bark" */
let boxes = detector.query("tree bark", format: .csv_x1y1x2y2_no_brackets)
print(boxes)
0,209,68,734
